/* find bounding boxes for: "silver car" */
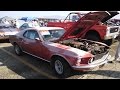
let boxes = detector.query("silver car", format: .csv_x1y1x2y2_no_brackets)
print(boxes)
0,24,19,40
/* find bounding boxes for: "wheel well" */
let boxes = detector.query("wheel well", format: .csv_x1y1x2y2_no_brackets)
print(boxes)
13,42,22,50
51,55,70,66
85,30,101,40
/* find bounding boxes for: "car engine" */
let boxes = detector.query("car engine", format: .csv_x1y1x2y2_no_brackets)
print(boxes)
59,38,109,55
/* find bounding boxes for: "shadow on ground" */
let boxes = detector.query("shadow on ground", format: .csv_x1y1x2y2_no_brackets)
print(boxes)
0,39,10,43
0,46,53,79
86,70,120,79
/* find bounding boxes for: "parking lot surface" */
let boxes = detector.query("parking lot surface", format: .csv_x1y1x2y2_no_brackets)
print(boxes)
0,41,119,79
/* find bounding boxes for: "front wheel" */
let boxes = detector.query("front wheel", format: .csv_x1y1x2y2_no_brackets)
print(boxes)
51,57,72,78
85,34,100,41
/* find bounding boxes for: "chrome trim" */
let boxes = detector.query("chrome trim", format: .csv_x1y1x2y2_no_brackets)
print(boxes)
105,11,111,16
104,27,119,40
23,51,50,63
90,52,109,64
72,54,110,69
72,59,108,69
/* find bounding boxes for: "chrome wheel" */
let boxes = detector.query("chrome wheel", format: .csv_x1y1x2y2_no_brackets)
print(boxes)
51,57,72,78
55,60,63,74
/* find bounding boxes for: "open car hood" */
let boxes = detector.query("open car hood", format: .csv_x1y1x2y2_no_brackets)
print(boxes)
59,11,119,40
101,11,119,23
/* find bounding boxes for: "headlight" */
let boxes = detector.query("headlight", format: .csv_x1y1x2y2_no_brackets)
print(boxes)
88,57,94,64
0,32,4,37
75,57,82,66
75,57,93,66
75,58,82,66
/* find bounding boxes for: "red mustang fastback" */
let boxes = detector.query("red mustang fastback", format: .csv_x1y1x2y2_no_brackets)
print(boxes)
9,11,111,77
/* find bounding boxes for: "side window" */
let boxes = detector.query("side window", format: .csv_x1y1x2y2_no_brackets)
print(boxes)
23,30,39,40
20,23,28,29
24,23,29,28
71,14,79,22
23,31,28,38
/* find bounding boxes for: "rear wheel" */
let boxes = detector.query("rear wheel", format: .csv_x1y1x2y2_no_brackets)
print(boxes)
51,57,72,78
14,44,23,56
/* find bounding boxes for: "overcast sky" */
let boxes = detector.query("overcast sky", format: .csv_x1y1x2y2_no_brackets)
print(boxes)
0,11,120,19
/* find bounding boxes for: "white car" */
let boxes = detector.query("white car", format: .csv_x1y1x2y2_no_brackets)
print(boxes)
19,21,40,30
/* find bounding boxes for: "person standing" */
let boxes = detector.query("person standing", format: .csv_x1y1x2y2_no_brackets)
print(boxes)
114,33,120,62
108,32,120,63
4,19,10,25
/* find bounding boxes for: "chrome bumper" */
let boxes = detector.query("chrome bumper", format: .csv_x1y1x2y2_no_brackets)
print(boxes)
104,34,119,40
72,54,111,70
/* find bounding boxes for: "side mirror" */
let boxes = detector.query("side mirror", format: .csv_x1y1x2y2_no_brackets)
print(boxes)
35,38,41,42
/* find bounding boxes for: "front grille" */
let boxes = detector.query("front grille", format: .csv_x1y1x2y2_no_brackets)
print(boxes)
89,51,109,64
110,27,119,33
94,51,108,60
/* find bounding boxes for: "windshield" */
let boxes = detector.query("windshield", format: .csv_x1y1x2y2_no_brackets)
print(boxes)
39,29,65,41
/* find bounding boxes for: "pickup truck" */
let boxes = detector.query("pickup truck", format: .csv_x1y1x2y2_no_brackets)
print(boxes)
47,11,120,45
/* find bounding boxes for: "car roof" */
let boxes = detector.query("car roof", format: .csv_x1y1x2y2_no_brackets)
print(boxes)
26,27,64,31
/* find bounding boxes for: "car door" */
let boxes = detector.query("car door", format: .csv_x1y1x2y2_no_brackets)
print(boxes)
21,29,51,60
21,30,40,55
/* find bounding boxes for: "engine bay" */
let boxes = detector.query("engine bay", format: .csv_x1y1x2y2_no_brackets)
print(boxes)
59,38,109,55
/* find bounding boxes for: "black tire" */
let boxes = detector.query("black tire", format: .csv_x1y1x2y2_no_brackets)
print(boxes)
103,39,113,46
99,64,105,68
14,44,23,56
51,57,72,78
85,34,100,41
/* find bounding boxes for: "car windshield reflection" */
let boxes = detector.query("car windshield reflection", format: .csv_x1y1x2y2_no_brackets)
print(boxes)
39,29,65,41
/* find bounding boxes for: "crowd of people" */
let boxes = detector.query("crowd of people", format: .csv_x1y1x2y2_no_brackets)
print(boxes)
0,18,48,29
0,19,20,28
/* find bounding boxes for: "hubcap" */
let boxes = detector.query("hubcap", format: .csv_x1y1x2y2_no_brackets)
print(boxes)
15,45,20,54
55,60,63,74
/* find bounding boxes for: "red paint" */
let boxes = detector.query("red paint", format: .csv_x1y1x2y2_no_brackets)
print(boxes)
9,11,111,71
48,11,118,41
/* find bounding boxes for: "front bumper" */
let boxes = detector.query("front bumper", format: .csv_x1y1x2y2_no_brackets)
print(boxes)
72,53,110,71
104,26,120,40
104,33,119,40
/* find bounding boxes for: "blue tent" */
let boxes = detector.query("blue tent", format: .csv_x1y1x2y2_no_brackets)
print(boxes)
19,17,38,22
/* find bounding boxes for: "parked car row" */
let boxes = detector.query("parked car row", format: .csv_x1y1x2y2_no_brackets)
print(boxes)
0,24,19,40
9,11,113,77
